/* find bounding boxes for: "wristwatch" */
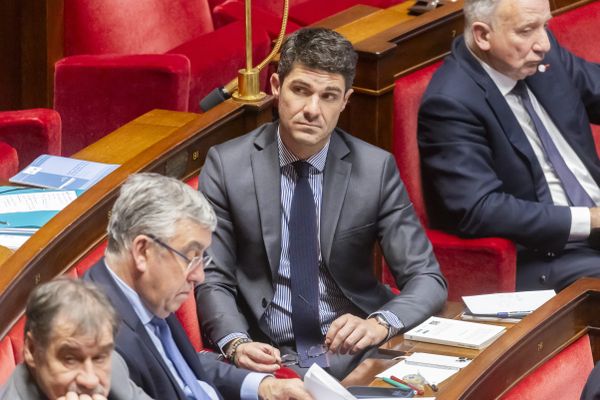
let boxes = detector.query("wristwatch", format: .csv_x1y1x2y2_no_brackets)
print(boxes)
372,315,400,342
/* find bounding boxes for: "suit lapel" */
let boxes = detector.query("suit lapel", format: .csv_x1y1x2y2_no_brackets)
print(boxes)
454,38,552,203
321,131,351,265
251,125,282,281
88,261,186,398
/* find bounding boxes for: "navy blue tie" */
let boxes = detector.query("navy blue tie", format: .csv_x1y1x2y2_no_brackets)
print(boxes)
289,161,328,368
514,80,595,207
150,317,211,399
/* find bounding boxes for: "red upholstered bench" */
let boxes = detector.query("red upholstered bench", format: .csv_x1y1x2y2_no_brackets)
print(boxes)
501,335,594,400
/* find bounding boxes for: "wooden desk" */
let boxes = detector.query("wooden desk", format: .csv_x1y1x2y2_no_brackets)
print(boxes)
344,278,600,399
0,100,273,337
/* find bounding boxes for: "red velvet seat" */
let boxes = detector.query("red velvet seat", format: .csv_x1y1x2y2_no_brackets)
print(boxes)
0,336,16,386
549,0,600,156
501,334,593,400
391,62,516,300
0,109,62,179
54,0,271,156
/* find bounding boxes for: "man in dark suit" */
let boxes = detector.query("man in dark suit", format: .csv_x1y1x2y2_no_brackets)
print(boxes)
418,0,600,291
1,278,152,400
85,173,311,400
196,27,447,380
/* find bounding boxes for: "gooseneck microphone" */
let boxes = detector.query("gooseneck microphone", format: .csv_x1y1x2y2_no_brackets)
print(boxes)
199,87,231,112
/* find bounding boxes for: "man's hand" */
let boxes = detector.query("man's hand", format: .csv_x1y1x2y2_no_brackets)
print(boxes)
325,314,388,355
57,393,107,400
258,377,313,400
591,208,600,230
233,341,282,373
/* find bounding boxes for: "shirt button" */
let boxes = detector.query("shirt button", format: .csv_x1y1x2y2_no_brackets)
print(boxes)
261,298,268,308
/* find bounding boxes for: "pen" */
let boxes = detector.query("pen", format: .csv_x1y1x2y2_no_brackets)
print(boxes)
416,371,438,392
495,311,532,318
390,375,424,395
381,377,412,391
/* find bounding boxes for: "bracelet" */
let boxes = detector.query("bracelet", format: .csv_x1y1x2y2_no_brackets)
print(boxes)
226,337,253,365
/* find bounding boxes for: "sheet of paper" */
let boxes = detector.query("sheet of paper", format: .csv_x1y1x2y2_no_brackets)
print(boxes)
0,190,77,213
0,234,31,250
304,363,356,400
462,290,555,315
376,359,458,385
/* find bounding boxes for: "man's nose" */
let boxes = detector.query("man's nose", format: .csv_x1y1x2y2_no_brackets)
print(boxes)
533,29,551,54
303,95,320,120
188,265,205,285
76,361,101,390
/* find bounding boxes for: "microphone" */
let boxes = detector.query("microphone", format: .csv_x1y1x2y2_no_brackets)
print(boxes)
538,63,550,73
199,87,231,112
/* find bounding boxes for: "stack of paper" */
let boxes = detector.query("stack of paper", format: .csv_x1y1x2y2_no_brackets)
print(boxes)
462,290,555,322
0,187,80,250
403,317,506,349
376,352,472,386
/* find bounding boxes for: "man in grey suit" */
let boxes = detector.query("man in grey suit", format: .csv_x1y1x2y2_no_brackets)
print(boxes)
197,27,448,379
0,278,153,400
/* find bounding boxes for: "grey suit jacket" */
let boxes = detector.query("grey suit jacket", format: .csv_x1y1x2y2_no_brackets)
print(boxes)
0,352,154,400
196,123,447,345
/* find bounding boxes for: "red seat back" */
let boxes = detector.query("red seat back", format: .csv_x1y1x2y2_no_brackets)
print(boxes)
0,336,16,386
64,0,215,55
392,62,442,227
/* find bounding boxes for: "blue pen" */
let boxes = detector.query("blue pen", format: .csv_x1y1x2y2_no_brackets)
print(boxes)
496,311,532,318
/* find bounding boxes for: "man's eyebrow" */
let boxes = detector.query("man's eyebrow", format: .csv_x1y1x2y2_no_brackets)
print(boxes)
181,240,205,254
324,86,343,94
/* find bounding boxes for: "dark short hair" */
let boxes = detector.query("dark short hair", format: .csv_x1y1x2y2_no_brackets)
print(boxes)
278,27,358,90
24,277,119,349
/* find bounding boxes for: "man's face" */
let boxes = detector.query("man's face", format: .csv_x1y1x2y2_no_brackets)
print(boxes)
475,0,552,80
137,219,211,318
271,64,353,159
24,317,113,400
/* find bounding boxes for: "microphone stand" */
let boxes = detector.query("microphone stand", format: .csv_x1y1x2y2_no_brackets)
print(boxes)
199,0,289,111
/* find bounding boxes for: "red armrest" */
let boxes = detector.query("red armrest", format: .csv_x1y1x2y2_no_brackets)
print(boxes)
54,54,191,156
0,109,61,168
427,229,516,301
0,142,18,180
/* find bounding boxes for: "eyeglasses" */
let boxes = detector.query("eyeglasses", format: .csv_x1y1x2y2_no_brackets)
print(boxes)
147,234,212,274
280,344,329,367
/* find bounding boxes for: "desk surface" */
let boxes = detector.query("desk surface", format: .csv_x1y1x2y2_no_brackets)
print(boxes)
342,302,518,397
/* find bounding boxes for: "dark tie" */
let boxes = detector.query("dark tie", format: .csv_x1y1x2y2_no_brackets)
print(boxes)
514,80,595,207
150,317,211,399
289,161,328,368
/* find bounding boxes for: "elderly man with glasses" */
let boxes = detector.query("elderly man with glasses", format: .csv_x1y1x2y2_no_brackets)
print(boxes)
85,173,311,400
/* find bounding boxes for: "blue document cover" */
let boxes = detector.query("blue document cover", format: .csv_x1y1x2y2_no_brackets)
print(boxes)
9,154,119,190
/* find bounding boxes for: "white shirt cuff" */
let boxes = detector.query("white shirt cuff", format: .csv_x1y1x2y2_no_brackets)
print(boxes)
240,372,270,400
569,207,591,241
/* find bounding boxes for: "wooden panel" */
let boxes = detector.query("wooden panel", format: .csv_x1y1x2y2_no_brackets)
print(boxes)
0,99,273,338
0,0,21,110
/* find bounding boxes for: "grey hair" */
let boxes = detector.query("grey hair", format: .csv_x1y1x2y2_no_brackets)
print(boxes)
463,0,502,46
24,277,119,348
278,27,358,91
106,173,216,256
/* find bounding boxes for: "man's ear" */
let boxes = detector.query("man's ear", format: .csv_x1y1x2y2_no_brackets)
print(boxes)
340,88,353,112
23,332,37,368
270,73,281,99
472,22,493,51
131,235,151,273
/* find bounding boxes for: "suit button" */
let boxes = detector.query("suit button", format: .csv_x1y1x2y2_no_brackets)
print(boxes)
539,274,548,284
261,298,268,308
546,252,555,257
